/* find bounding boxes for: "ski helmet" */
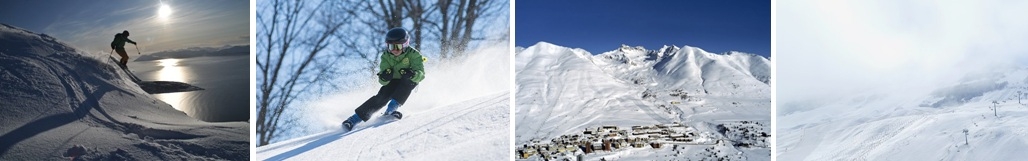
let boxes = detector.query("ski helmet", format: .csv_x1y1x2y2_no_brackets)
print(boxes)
123,30,130,36
385,28,408,44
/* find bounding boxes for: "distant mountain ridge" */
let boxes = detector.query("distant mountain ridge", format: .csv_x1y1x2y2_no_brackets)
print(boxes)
134,45,248,61
524,42,771,98
598,42,770,87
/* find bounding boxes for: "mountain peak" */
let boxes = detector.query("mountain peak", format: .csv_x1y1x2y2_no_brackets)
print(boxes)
533,41,558,47
618,44,647,52
659,45,680,51
656,45,681,57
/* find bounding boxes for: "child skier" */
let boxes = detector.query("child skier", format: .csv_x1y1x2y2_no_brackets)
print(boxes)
342,27,425,130
110,30,137,68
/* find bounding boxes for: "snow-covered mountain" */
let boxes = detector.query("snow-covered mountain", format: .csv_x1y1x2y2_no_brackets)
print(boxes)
256,42,511,160
515,42,770,160
777,67,1028,160
0,24,248,160
134,45,249,61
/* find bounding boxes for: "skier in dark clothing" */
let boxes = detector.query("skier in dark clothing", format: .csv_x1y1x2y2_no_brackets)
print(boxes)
342,27,426,130
110,30,137,68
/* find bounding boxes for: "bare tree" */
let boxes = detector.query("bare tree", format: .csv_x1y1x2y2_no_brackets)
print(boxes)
434,0,503,59
404,0,435,50
256,0,350,146
334,0,506,72
339,0,411,75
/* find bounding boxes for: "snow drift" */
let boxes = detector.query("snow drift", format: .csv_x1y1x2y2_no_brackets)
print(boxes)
255,41,511,160
515,42,770,160
777,67,1028,160
0,24,247,160
777,1,1028,159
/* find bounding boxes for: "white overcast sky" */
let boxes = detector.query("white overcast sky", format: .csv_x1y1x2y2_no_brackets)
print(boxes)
777,0,1028,108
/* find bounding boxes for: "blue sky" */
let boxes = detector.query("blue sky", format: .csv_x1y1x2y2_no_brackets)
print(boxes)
516,0,770,57
0,0,248,54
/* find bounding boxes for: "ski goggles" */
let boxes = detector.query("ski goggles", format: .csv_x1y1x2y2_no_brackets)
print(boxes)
388,43,405,51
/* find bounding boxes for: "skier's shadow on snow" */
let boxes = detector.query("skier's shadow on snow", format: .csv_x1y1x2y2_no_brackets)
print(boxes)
0,58,133,156
264,119,396,161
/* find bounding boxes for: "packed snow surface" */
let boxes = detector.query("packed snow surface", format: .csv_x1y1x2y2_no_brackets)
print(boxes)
257,92,509,161
515,42,770,160
256,42,511,160
0,24,247,160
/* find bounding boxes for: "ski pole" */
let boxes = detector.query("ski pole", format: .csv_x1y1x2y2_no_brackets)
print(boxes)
134,44,141,55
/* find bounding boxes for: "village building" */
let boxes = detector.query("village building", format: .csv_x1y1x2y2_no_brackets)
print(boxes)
591,141,603,152
602,139,612,151
517,122,723,160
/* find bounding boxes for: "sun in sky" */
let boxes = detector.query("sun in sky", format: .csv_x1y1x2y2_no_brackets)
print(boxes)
157,2,173,23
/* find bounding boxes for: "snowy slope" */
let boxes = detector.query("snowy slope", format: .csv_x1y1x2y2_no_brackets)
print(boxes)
255,42,511,160
515,42,770,160
256,92,509,161
777,67,1028,160
0,24,248,160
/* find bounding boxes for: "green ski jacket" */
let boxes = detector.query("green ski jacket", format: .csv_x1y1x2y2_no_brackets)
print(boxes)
110,33,136,49
378,47,425,85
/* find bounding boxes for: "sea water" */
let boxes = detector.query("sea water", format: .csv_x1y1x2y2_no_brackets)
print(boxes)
130,55,248,122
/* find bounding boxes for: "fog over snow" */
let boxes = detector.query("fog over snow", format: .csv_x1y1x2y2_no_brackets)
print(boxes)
778,1,1028,160
778,0,1028,106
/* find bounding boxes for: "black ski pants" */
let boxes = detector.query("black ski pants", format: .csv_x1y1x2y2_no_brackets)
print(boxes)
114,47,128,67
354,78,417,121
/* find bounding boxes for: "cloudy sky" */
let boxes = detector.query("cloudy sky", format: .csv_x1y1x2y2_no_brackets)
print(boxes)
777,0,1028,108
0,0,248,54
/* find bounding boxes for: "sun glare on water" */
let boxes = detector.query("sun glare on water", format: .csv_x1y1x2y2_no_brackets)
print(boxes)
155,58,191,114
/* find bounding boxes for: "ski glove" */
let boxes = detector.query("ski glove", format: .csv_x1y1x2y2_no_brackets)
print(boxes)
378,69,392,82
399,68,415,80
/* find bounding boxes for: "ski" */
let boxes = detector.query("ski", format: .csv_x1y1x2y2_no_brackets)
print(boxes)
108,56,142,83
340,112,405,133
